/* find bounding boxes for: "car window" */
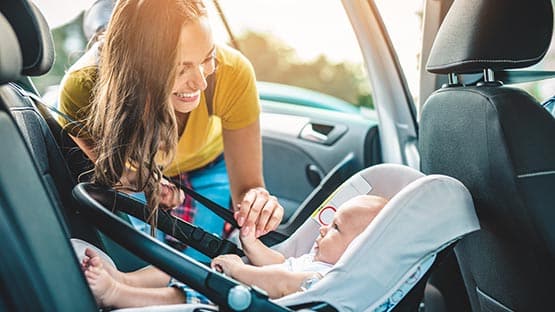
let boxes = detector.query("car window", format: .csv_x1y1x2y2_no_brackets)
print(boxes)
374,0,424,103
376,0,554,104
513,1,555,103
32,0,375,114
209,0,374,113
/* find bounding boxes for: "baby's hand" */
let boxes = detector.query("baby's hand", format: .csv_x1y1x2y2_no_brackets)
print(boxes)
237,211,257,246
211,254,244,277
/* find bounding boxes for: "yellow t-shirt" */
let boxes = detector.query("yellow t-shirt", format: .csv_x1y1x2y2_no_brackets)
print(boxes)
58,44,260,176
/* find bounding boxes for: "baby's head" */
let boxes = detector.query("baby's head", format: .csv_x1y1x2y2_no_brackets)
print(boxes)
314,194,387,264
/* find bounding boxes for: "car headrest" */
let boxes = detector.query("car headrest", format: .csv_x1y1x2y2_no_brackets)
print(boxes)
83,0,115,41
0,0,54,76
0,12,22,84
426,0,553,74
275,164,480,311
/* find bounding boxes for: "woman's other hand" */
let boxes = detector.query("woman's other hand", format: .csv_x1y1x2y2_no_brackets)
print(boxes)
159,178,185,210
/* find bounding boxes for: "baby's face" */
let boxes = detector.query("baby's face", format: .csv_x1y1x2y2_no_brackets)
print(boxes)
314,195,386,264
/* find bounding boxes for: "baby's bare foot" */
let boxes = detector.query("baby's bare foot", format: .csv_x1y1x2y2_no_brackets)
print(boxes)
84,255,121,307
84,248,126,284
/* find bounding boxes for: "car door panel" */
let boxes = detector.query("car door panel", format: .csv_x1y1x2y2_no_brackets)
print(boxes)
260,101,380,224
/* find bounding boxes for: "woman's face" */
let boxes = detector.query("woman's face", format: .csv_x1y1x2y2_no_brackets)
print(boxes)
171,16,216,114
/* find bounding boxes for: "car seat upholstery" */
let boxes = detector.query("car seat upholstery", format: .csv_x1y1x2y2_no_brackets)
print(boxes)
0,10,98,311
0,0,82,239
0,13,20,84
2,0,149,272
420,0,555,310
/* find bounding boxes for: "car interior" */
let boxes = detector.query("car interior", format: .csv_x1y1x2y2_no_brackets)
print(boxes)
0,3,466,310
0,0,554,311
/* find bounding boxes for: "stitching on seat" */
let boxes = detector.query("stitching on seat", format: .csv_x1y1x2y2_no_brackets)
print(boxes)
428,55,545,70
517,171,555,178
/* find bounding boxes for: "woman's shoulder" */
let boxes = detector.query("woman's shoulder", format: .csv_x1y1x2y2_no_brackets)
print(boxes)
216,44,253,74
59,62,98,115
61,65,98,96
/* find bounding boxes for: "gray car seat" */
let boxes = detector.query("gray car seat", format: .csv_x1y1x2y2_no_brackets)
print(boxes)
419,0,555,310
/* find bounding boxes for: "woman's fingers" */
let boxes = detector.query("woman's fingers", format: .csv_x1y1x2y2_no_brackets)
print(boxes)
159,183,184,209
255,196,278,237
236,188,284,237
238,188,266,229
263,202,284,235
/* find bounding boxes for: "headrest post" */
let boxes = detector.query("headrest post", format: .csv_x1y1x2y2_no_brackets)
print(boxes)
441,73,462,88
483,68,495,82
477,68,503,87
448,73,459,85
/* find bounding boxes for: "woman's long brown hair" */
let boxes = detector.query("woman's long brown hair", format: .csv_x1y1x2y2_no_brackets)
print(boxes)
88,0,207,233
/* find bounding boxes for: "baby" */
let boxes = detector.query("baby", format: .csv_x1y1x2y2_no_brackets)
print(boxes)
82,194,387,307
212,194,387,298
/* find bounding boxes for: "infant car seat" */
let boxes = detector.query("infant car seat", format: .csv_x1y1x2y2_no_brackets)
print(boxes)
74,163,479,311
273,163,480,311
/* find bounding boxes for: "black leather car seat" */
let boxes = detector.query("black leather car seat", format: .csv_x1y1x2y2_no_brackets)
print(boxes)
0,0,148,271
419,0,555,311
0,8,99,310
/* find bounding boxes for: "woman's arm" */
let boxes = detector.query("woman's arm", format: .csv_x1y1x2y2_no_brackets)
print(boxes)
222,120,284,237
70,134,97,161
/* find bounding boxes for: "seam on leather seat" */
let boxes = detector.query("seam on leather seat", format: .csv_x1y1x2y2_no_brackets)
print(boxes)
517,171,555,178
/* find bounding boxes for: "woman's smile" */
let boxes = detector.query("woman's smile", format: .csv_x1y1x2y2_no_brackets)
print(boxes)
173,90,200,103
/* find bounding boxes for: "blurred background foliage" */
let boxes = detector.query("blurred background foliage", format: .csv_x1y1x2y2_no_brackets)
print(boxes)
32,14,374,109
237,31,372,108
32,14,86,97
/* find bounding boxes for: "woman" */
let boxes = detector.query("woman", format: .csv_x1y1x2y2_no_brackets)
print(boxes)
58,0,284,261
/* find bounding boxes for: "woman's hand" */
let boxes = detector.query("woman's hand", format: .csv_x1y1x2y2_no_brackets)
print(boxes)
159,178,185,210
235,187,284,238
211,254,244,276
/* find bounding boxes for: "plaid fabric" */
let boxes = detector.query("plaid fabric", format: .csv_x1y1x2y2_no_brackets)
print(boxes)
168,278,212,305
170,172,196,223
165,173,196,250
